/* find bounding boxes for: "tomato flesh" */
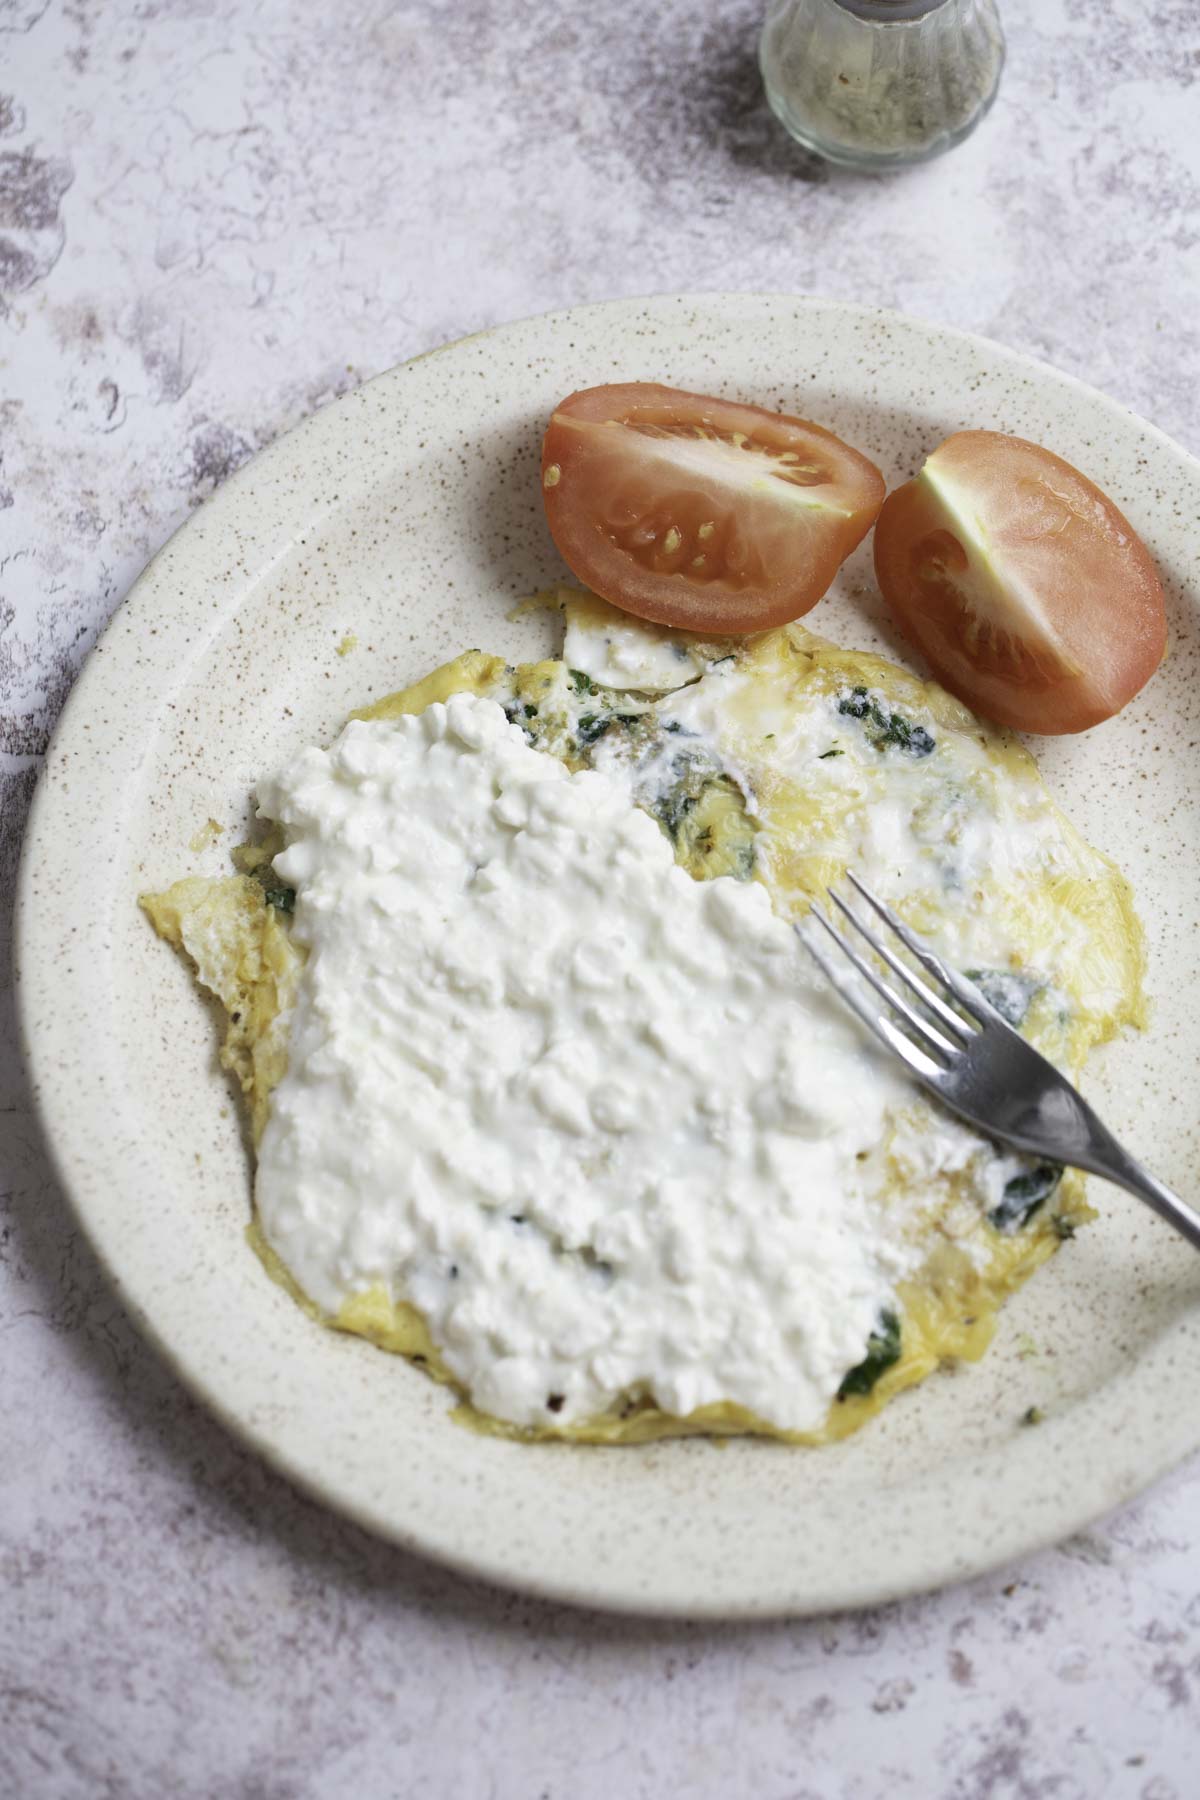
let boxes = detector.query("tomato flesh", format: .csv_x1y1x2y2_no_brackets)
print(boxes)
873,431,1166,734
541,383,885,634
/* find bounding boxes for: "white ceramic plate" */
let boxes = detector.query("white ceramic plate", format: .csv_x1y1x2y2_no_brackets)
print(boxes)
17,295,1200,1618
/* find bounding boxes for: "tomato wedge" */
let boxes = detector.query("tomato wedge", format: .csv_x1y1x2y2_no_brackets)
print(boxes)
540,383,885,634
873,431,1166,735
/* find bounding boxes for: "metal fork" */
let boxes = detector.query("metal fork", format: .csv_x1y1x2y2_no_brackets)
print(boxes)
802,871,1200,1252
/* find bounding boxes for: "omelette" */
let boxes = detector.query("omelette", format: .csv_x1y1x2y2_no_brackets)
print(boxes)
142,591,1145,1445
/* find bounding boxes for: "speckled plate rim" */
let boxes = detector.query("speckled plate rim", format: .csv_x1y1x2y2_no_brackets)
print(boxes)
14,292,1200,1619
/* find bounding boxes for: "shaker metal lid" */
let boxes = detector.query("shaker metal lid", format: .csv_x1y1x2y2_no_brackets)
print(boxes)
833,0,950,20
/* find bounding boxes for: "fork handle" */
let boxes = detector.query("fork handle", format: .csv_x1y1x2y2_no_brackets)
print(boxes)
1067,1104,1200,1253
1091,1146,1200,1254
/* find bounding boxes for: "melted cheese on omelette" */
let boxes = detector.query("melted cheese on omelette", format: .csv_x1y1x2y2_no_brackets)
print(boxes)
141,593,1146,1444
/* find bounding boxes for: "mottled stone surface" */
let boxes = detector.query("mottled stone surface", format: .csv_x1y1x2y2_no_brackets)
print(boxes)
2,1,1199,1794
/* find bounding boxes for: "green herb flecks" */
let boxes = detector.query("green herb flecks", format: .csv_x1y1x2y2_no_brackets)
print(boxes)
649,749,757,882
1020,1405,1044,1427
652,754,708,840
249,860,296,914
568,668,598,697
989,1162,1063,1233
502,698,543,746
818,747,843,760
838,1308,902,1400
574,710,645,749
575,713,609,746
837,686,935,758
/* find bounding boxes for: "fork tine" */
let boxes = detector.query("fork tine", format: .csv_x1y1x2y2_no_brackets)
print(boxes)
808,903,960,1063
800,927,945,1082
845,871,992,1025
828,888,974,1042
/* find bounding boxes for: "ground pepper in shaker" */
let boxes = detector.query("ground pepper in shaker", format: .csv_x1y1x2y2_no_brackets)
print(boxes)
759,0,1005,170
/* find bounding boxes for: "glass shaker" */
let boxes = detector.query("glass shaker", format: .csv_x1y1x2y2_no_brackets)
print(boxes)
760,0,1006,171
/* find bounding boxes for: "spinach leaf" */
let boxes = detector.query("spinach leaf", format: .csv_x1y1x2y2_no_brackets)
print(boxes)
989,1162,1063,1233
575,710,645,748
251,861,296,914
648,752,757,881
838,1308,902,1399
575,713,611,746
649,751,714,841
837,686,935,758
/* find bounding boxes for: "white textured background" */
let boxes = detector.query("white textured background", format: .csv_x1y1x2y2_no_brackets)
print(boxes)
3,2,1200,1795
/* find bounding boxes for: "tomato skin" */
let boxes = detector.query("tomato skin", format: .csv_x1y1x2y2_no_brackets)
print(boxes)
873,431,1167,735
541,383,885,635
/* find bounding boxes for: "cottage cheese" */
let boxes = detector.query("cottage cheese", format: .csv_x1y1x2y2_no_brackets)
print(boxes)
255,692,930,1432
